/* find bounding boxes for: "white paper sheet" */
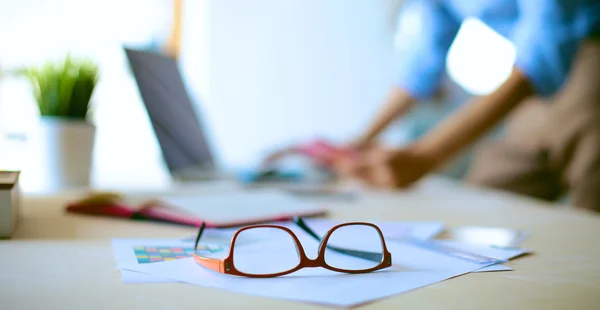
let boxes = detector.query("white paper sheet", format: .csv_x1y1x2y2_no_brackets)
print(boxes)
112,219,445,283
438,241,529,260
476,264,513,272
111,238,197,283
118,237,497,307
119,269,174,283
111,230,233,283
289,218,445,240
112,220,527,285
157,189,324,223
435,225,529,247
436,240,529,272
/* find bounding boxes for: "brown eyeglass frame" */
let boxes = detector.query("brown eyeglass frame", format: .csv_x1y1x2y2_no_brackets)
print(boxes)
192,217,392,278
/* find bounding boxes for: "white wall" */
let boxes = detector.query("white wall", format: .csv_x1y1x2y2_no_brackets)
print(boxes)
181,0,405,169
1,0,406,190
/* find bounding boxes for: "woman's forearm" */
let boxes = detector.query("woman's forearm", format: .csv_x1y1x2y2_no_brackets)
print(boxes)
357,86,416,145
413,67,535,167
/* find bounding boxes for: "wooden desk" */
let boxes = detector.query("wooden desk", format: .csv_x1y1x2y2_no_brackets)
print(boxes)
1,177,599,309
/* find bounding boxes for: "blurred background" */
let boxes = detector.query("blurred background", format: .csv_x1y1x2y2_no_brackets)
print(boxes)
0,0,516,193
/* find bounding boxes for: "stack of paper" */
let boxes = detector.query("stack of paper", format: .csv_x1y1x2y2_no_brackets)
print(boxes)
111,219,529,307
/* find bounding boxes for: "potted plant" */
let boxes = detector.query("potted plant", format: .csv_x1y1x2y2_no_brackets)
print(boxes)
18,54,99,189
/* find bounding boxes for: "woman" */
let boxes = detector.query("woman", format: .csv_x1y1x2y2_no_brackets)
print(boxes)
335,0,600,210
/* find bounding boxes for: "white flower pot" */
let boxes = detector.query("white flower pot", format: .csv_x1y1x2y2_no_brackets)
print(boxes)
38,117,96,190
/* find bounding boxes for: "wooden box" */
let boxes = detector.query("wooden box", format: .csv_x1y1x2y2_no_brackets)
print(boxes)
0,171,20,238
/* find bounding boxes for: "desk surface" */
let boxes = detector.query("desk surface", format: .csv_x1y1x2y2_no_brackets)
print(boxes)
2,177,600,309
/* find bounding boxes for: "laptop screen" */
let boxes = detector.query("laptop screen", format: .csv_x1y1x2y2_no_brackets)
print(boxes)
124,47,214,173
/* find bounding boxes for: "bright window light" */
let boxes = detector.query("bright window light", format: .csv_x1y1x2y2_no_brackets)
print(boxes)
0,0,173,192
446,18,516,96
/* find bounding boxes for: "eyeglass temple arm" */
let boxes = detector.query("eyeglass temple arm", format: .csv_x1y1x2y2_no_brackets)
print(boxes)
194,222,207,250
193,222,223,273
194,255,223,273
294,217,383,263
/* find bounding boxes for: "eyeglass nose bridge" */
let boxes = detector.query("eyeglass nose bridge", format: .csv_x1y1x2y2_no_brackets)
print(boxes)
302,257,322,268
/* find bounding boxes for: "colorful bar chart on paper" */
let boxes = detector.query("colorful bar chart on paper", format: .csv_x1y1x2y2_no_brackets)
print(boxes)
132,245,222,264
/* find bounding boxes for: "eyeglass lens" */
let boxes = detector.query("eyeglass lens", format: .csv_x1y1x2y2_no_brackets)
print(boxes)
324,224,384,270
232,227,300,275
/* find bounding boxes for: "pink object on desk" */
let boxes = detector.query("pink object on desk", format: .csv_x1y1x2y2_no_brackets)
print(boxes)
296,139,356,167
65,192,327,228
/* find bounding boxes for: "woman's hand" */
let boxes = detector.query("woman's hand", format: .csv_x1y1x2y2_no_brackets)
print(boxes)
334,144,439,189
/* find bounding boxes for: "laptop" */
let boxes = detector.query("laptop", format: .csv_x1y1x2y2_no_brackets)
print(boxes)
123,47,345,196
124,47,223,181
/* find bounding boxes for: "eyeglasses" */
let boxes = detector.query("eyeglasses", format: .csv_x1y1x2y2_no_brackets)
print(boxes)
192,217,392,278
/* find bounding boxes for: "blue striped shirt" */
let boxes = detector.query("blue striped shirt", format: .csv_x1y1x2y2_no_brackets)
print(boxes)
395,0,600,99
